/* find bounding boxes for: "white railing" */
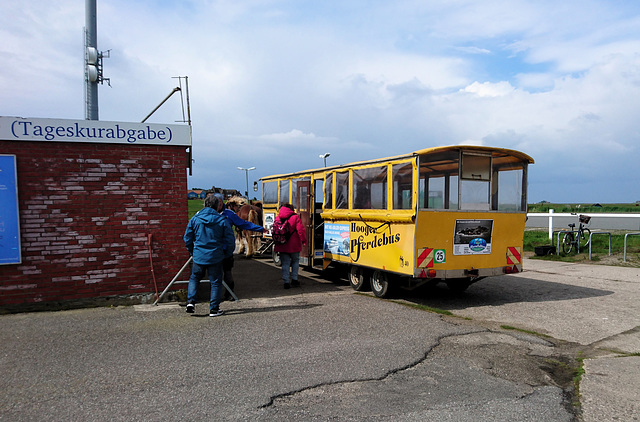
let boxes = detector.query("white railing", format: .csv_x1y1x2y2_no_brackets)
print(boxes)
527,210,640,239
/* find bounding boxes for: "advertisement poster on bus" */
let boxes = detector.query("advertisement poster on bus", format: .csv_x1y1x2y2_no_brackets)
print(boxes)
453,219,493,255
263,212,275,234
324,223,350,256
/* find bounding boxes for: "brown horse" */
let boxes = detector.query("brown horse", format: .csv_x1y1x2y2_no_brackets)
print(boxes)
226,196,263,257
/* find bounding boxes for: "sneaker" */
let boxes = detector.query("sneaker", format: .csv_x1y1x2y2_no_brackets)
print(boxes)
283,283,291,289
186,303,195,314
291,280,300,287
209,308,224,317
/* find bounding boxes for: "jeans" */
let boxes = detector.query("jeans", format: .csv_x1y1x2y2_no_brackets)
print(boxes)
280,252,300,284
187,261,223,311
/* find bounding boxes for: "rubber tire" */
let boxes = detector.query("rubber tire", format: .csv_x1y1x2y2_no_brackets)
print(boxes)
272,249,282,267
579,228,591,250
349,266,367,291
562,232,574,254
370,270,390,298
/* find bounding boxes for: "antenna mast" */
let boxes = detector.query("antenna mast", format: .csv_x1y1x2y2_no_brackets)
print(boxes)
84,0,109,120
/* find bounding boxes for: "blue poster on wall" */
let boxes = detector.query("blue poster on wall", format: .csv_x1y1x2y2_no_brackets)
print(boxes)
0,155,21,265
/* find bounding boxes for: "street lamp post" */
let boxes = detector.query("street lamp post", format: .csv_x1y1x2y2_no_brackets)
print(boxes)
319,153,330,167
237,166,256,197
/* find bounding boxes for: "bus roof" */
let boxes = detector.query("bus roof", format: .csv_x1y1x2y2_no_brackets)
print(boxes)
260,145,534,181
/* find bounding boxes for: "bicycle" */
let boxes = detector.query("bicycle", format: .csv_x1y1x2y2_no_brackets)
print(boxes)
562,214,591,254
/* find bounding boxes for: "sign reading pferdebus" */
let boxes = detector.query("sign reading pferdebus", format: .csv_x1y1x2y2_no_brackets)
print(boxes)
0,116,191,146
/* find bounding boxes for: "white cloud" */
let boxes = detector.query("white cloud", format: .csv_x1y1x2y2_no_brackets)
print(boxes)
462,81,515,97
455,46,491,55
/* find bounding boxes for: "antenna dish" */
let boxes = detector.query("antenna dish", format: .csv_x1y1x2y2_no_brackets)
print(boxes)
87,65,98,82
87,47,98,65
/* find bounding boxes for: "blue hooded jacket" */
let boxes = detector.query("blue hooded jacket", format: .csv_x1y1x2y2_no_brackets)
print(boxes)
184,207,235,265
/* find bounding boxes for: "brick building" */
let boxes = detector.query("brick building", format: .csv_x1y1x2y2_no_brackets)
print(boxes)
0,116,191,312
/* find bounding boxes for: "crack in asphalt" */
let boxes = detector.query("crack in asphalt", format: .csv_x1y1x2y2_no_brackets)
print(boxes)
257,322,584,422
257,329,483,410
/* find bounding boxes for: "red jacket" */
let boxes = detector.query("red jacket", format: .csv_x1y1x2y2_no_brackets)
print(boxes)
273,207,307,253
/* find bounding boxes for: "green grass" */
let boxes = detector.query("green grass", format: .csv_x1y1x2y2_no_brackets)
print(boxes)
392,300,455,316
573,353,586,404
188,199,204,220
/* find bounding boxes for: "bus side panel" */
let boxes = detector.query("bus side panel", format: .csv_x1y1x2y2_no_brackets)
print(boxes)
414,211,526,275
324,220,414,276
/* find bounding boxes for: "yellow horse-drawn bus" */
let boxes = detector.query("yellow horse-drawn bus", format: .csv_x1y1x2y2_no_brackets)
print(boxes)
260,145,534,297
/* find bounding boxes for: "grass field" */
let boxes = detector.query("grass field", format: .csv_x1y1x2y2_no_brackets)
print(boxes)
188,199,205,220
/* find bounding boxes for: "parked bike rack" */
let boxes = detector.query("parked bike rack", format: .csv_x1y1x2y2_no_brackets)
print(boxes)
623,232,640,262
588,232,611,260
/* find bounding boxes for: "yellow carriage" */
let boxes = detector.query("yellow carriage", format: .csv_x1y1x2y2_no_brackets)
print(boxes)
260,145,533,297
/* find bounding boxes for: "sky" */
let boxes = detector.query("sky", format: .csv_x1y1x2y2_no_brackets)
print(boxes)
1,0,640,203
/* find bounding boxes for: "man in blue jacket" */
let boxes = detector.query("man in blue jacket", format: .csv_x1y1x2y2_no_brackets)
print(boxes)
212,193,264,300
184,195,236,317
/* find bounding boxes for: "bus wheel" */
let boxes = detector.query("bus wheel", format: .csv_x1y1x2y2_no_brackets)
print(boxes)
349,266,367,291
272,249,282,267
370,270,390,298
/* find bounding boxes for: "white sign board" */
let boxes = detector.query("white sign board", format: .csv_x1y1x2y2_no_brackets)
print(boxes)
0,116,191,146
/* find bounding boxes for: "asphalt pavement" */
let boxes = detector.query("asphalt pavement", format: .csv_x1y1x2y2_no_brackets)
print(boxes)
0,254,638,421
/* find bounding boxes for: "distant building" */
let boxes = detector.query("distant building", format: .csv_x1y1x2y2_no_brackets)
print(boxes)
187,189,208,200
187,187,241,200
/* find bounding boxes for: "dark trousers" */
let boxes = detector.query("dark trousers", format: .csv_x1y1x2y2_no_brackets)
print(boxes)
187,261,223,311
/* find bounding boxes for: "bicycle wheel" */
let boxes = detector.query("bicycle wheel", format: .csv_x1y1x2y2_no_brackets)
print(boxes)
579,228,591,250
562,232,575,254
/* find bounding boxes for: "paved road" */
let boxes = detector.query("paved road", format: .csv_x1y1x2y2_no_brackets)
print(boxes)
0,256,638,421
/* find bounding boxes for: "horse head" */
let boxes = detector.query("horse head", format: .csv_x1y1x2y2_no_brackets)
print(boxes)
227,196,248,209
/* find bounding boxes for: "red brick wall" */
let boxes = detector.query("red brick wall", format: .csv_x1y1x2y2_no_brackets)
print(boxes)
0,140,189,310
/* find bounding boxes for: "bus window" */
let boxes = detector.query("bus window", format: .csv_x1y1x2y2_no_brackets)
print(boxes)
392,162,412,210
449,174,459,209
460,180,490,210
291,179,297,208
324,173,333,209
460,152,491,210
461,154,491,181
279,179,290,205
263,181,278,204
353,165,387,209
428,176,445,208
315,178,324,208
419,150,458,210
291,177,310,210
496,166,525,211
335,171,349,209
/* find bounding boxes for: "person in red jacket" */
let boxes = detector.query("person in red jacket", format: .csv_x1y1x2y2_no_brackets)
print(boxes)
273,203,307,289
